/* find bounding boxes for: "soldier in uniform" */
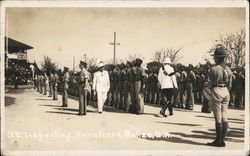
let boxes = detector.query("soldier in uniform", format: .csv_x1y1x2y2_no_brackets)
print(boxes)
129,60,137,113
185,64,196,110
134,58,146,115
207,47,232,147
173,69,181,108
43,72,48,95
62,67,70,107
178,66,187,108
51,70,59,100
48,71,53,97
39,74,43,94
121,62,131,112
78,61,90,115
234,69,245,109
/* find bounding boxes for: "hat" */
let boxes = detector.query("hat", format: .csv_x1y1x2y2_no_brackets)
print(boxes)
80,61,87,66
98,62,105,68
64,67,69,71
164,57,172,64
212,48,227,57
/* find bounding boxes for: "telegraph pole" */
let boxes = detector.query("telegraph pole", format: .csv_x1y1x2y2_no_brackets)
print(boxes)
109,32,120,65
73,56,75,72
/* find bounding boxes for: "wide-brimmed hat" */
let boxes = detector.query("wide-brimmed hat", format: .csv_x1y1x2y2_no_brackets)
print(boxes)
98,62,105,68
164,57,172,64
211,48,227,57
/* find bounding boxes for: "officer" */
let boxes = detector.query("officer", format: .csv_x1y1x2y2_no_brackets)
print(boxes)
207,47,232,147
158,57,178,117
92,62,110,113
134,58,146,115
62,67,70,107
77,61,90,115
185,64,196,110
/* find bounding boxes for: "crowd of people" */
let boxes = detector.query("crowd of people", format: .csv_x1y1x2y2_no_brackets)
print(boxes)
5,61,33,88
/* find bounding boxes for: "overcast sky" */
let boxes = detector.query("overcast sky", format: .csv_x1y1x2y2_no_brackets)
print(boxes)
6,7,245,70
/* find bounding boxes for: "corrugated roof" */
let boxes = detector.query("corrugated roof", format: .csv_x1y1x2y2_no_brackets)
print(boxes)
5,37,33,53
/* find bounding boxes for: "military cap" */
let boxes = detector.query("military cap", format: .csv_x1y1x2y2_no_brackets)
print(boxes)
80,61,87,66
64,67,69,71
212,47,227,57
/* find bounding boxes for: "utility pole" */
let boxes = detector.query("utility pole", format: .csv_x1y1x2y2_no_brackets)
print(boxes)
73,56,75,72
109,32,120,65
84,53,87,62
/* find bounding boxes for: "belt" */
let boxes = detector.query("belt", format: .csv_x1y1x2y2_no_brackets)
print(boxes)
212,84,226,88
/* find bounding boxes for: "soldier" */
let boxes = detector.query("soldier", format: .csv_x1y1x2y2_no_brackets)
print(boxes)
39,73,43,94
78,61,90,116
158,58,178,117
179,66,187,108
48,71,53,97
62,67,70,107
207,47,232,147
185,64,196,110
43,72,48,95
173,69,181,108
234,69,245,109
92,62,110,113
51,70,59,100
134,58,146,115
121,62,131,112
34,75,38,90
129,60,137,113
109,65,115,107
117,64,123,109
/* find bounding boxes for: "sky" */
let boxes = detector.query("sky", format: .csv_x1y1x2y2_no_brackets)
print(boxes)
6,7,246,70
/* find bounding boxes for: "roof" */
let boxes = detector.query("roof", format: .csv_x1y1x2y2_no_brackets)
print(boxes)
5,37,33,53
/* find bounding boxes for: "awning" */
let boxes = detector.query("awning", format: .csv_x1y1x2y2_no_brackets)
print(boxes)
5,37,33,53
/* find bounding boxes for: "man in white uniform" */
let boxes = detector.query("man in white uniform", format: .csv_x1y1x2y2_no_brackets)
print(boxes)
158,58,178,117
92,62,110,113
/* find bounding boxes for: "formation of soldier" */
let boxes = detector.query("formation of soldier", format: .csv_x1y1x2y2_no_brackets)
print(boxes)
33,58,245,115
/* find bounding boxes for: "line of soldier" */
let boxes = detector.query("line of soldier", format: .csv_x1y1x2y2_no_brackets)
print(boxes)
33,59,245,116
33,69,59,101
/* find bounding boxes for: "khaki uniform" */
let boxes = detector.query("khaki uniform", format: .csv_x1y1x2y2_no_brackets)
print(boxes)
78,68,90,115
134,66,146,114
51,73,58,100
62,72,70,107
185,70,196,110
209,63,232,123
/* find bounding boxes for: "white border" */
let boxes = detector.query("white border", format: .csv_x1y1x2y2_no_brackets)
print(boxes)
0,1,249,156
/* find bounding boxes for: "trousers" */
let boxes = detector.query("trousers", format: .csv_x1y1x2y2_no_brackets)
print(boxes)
97,91,108,112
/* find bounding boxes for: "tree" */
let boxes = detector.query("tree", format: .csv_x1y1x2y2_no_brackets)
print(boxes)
208,30,246,68
41,56,57,74
152,47,183,64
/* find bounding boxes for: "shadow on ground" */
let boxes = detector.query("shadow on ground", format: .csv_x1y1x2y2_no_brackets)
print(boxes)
141,135,206,146
5,96,16,106
155,121,202,127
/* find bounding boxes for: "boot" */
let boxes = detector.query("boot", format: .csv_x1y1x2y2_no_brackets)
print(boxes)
221,122,228,147
207,123,222,147
160,104,168,117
